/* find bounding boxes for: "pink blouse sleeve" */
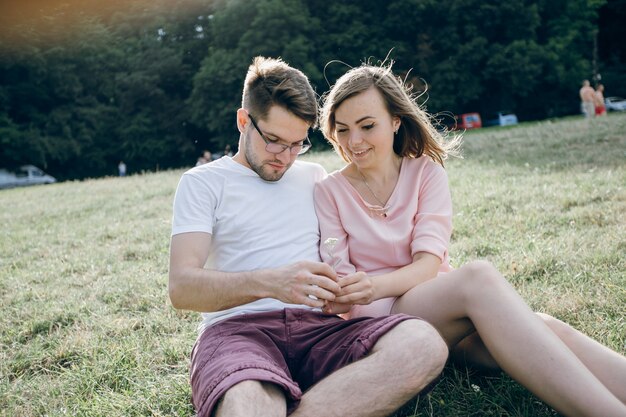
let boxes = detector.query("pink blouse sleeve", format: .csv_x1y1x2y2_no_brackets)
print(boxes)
410,162,453,262
314,180,357,277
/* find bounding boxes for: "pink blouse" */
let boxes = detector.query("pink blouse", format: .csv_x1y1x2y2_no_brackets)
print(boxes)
314,156,453,277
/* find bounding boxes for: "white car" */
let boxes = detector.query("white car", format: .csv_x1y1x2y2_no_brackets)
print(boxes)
484,112,518,127
0,165,57,189
605,97,626,111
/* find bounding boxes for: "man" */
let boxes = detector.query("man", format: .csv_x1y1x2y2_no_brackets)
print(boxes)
169,56,448,417
579,80,595,118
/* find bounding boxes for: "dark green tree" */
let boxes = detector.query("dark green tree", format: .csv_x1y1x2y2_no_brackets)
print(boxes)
1,0,622,181
188,0,322,150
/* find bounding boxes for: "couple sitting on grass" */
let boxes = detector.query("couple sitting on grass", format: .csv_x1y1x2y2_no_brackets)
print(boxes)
168,56,626,417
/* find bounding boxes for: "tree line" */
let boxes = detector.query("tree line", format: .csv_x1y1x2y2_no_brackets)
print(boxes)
1,0,624,180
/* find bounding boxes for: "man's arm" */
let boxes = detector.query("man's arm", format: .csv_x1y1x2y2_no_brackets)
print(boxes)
168,232,342,312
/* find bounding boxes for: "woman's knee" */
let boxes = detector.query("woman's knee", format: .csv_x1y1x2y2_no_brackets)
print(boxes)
456,260,507,295
462,260,500,279
536,312,561,329
536,312,576,340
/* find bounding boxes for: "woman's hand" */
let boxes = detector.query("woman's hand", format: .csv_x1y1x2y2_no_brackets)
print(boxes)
334,271,375,305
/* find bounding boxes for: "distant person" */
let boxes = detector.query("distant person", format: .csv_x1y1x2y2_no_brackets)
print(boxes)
169,56,447,417
594,84,607,116
579,80,595,118
118,161,127,177
195,150,212,166
223,144,233,157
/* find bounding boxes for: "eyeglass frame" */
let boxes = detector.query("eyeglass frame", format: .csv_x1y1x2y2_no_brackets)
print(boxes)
248,114,312,155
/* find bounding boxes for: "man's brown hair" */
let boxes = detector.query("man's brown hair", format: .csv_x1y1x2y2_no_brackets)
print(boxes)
242,56,317,127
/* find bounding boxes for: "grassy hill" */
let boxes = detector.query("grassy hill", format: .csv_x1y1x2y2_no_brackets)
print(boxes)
1,113,625,416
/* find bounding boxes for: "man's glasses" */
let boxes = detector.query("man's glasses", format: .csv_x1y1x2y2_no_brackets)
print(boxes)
249,115,312,155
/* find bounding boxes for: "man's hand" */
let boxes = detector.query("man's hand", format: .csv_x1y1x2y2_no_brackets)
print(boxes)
321,301,352,315
269,261,342,308
170,231,342,312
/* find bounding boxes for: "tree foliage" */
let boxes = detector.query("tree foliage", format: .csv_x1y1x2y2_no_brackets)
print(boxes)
0,0,622,180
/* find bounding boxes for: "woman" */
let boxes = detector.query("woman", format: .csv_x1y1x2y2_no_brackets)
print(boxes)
595,84,607,116
314,63,626,417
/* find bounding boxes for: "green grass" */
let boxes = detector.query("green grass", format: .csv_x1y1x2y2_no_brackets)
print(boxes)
1,113,625,416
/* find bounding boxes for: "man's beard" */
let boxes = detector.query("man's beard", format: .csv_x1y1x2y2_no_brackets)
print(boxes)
244,133,292,182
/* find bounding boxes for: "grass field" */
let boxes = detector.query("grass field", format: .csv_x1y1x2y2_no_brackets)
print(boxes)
1,113,625,416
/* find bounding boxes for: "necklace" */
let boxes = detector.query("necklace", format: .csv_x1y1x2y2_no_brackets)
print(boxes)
357,168,390,218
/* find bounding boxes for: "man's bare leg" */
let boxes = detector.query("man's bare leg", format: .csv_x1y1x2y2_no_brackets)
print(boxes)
215,380,286,417
292,319,448,417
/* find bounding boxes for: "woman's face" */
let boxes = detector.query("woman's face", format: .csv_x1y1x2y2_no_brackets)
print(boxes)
333,87,400,169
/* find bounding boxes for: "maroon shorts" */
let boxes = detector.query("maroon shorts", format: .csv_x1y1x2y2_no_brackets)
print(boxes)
190,308,414,416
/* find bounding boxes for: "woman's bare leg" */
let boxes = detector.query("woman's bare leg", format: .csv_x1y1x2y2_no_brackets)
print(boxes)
451,332,499,370
391,260,626,417
454,314,626,404
538,313,626,404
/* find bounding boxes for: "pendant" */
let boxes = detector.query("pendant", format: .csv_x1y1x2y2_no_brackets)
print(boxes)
369,206,388,218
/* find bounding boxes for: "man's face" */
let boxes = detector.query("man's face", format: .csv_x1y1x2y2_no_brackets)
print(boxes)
236,106,310,182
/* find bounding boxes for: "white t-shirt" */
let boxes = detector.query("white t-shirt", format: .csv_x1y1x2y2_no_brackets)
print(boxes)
172,156,327,331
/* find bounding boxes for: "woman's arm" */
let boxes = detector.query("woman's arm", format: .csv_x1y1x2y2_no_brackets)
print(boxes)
333,251,441,305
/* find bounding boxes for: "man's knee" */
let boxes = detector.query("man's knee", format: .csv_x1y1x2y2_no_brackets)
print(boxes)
216,380,286,417
375,319,448,385
401,319,449,367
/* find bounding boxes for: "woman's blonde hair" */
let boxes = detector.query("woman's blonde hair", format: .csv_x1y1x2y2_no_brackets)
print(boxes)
320,63,460,166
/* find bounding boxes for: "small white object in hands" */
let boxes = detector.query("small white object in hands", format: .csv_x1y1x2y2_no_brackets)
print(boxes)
324,238,339,253
321,237,342,312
